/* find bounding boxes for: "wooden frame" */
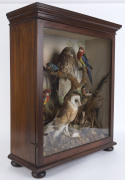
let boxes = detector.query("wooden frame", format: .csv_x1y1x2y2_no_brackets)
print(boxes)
7,2,122,178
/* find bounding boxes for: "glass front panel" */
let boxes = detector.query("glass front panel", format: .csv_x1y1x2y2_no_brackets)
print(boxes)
43,28,111,156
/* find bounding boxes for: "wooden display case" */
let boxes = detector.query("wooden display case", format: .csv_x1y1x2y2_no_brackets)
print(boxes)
6,2,122,178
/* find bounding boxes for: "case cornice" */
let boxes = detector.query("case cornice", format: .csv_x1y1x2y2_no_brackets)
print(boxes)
6,2,122,34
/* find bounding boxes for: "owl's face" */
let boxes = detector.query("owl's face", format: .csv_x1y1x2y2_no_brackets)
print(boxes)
70,95,81,108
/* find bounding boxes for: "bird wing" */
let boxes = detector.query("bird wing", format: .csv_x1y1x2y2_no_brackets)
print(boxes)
53,107,70,126
56,107,67,118
53,64,59,71
82,54,93,84
82,54,92,69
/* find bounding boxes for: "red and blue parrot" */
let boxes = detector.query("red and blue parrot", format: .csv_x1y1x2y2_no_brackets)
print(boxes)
43,89,51,105
77,47,93,84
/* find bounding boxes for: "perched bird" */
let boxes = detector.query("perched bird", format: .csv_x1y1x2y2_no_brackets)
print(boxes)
44,93,81,140
46,62,59,72
43,89,51,105
58,47,76,73
81,85,92,97
77,47,93,84
58,47,77,102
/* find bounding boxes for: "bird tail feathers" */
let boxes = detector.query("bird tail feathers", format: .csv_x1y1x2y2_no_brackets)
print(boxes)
87,68,93,84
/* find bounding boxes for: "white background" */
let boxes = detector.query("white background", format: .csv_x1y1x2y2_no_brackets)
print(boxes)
0,1,125,180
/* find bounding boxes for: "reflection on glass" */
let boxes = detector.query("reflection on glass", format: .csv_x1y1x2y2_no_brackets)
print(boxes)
43,28,111,156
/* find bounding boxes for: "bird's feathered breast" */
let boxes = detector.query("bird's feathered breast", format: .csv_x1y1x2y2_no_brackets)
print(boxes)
53,97,78,125
77,51,83,60
58,54,75,73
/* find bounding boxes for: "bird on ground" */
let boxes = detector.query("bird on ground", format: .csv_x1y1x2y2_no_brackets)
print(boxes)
77,47,93,84
43,89,51,105
46,62,59,72
44,93,81,140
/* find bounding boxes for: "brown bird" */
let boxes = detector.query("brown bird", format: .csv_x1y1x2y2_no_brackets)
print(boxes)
58,47,76,73
58,47,77,103
44,93,81,140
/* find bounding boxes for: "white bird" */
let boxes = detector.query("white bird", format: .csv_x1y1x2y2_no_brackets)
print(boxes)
44,94,81,140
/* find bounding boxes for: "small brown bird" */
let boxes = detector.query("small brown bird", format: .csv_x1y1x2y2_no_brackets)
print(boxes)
44,93,81,140
81,86,92,97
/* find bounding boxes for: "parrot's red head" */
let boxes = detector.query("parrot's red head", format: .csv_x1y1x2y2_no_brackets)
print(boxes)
79,47,85,53
43,89,51,96
77,47,85,60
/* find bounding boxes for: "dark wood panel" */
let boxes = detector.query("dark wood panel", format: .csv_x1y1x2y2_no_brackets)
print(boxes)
10,20,36,164
7,2,122,174
6,2,122,34
35,19,44,166
43,137,112,165
39,141,116,172
44,20,114,39
110,36,115,138
8,141,116,173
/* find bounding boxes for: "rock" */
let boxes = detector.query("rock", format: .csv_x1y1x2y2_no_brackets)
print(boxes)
72,132,80,137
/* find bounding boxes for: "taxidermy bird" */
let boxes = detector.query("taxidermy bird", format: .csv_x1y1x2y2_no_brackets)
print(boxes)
81,85,92,97
77,47,93,84
44,93,81,140
58,47,77,101
46,62,59,72
43,89,51,105
58,47,76,73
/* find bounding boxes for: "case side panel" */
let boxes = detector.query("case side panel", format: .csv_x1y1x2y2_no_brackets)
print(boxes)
10,20,36,164
35,19,44,166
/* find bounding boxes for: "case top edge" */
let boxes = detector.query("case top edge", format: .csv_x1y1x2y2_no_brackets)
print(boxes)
6,2,122,32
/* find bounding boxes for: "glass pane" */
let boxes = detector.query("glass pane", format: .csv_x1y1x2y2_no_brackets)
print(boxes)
43,28,111,156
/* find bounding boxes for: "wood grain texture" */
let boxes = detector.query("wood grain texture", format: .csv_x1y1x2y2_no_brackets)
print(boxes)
110,36,115,138
7,2,122,173
6,2,122,34
10,20,36,164
35,19,44,166
44,20,115,39
43,137,113,164
8,141,116,173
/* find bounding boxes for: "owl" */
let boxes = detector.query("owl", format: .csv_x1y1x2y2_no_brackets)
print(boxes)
44,93,81,140
58,47,78,103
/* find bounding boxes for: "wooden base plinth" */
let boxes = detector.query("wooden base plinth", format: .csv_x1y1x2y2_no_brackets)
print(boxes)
8,141,116,178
